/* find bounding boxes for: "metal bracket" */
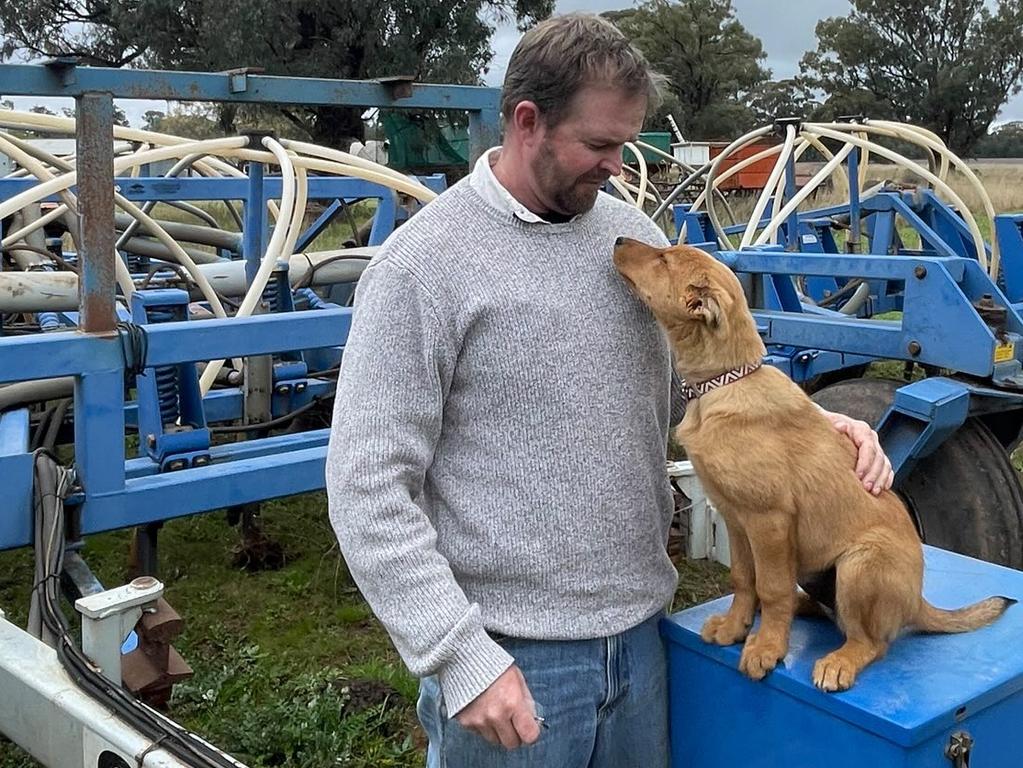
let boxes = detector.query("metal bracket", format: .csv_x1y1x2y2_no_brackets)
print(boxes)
223,66,265,94
377,75,415,100
75,576,164,686
43,56,79,86
945,730,973,767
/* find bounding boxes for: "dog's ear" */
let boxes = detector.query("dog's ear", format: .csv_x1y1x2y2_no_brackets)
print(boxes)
685,284,722,327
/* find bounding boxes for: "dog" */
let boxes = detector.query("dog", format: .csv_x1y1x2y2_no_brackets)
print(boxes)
613,237,1013,691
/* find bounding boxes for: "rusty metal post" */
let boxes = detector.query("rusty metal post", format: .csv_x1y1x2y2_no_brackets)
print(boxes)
75,91,117,334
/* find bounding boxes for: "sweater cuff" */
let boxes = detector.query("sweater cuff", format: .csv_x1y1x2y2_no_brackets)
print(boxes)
436,628,515,717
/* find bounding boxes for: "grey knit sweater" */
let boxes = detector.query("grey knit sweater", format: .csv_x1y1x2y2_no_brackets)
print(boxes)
326,178,679,716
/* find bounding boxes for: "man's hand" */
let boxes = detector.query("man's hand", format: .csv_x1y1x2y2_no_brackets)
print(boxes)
455,665,541,749
819,408,894,495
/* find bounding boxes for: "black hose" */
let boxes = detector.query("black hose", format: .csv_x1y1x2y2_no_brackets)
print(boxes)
43,397,71,452
209,395,329,434
30,451,246,768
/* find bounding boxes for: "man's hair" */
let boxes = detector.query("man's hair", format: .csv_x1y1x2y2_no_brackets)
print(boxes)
500,13,665,127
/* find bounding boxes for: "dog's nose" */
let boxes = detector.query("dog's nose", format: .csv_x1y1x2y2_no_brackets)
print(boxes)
615,236,625,246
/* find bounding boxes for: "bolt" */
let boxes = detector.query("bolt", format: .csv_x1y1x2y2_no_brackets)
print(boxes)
914,265,927,279
166,459,187,472
146,434,156,448
275,384,290,395
295,382,307,393
130,576,158,590
192,455,211,467
908,340,922,356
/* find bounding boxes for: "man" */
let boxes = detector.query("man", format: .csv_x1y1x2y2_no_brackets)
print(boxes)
327,13,893,767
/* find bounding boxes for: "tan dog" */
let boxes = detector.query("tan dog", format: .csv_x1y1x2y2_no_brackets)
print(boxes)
613,237,1013,691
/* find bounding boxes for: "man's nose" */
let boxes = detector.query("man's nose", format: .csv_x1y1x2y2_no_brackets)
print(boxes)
600,150,623,177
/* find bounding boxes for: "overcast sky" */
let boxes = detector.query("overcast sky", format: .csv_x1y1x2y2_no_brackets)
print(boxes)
486,0,1023,124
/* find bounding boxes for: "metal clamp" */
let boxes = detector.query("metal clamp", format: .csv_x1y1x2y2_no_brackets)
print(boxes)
75,576,164,685
945,731,973,768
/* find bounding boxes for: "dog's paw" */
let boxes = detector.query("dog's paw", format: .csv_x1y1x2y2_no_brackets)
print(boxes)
700,613,750,645
738,634,786,680
812,653,857,692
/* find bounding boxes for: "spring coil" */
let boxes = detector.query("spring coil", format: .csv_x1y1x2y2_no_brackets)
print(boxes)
261,280,280,313
146,306,180,424
155,366,180,424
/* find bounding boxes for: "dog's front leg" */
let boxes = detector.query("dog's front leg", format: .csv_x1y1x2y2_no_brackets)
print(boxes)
738,511,797,681
701,514,757,645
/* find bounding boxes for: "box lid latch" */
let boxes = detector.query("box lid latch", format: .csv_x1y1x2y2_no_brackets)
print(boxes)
945,731,973,768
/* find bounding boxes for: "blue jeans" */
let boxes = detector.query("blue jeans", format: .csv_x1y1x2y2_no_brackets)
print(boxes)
417,612,669,768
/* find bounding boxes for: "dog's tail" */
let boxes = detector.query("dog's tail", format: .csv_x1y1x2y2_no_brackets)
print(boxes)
913,596,1016,633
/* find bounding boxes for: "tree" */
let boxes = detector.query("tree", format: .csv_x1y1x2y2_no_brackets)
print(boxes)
974,121,1023,158
800,0,1023,155
61,105,130,126
0,0,553,147
606,0,770,140
748,79,820,126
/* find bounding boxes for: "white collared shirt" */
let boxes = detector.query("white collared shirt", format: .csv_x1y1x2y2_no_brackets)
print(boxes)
467,147,572,225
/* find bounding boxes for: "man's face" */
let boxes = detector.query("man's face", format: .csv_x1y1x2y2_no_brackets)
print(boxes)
529,86,648,217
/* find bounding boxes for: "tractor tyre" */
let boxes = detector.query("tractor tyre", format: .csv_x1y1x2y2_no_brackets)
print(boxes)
811,377,1023,569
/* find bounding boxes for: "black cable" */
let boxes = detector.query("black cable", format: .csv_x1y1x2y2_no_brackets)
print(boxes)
30,406,56,451
294,254,372,290
43,398,72,453
116,322,149,378
208,395,329,433
2,243,80,274
31,451,245,768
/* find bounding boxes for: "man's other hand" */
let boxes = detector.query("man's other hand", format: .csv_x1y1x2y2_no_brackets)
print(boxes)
455,665,541,749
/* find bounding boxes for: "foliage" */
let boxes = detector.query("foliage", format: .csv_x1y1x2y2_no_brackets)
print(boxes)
800,0,1023,155
0,0,554,146
747,78,820,126
606,0,770,139
974,121,1023,158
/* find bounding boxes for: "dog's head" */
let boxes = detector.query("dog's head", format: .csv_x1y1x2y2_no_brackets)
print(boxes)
613,238,765,377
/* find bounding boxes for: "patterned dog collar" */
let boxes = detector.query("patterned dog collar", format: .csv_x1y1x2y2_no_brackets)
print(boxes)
680,361,763,402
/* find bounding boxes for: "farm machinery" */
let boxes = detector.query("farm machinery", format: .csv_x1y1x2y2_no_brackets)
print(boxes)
1,59,1023,765
0,61,498,767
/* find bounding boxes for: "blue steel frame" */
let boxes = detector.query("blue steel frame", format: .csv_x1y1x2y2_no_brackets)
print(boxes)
0,62,501,551
669,124,1023,482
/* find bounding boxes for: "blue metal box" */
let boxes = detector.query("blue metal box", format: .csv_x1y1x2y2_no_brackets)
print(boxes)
662,546,1023,767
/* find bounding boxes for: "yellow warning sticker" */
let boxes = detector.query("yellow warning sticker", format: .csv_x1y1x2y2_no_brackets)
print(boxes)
995,341,1015,363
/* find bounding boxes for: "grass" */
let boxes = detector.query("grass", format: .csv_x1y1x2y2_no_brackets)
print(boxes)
0,489,729,767
0,493,423,768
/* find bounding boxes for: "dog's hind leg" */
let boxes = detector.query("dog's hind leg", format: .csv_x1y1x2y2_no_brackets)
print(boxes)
812,534,918,692
738,511,798,680
701,513,758,645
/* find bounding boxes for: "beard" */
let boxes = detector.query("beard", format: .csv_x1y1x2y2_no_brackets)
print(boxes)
532,139,608,217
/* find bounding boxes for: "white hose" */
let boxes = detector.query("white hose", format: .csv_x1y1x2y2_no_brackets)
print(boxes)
740,124,797,249
198,136,298,394
279,138,436,203
0,133,136,298
754,141,856,247
803,124,987,269
622,142,648,209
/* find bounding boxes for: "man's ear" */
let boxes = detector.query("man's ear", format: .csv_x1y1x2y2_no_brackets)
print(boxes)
511,101,543,144
685,287,722,328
